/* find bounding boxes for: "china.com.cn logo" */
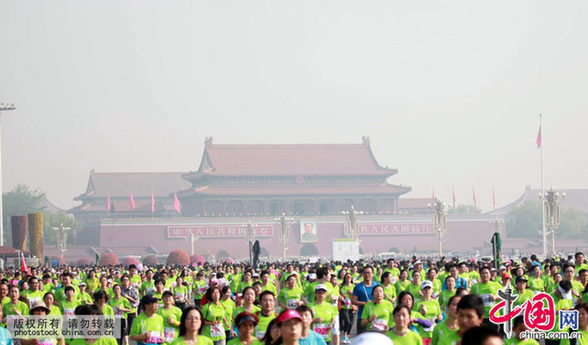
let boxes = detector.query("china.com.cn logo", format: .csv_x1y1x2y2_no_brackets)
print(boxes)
488,283,578,339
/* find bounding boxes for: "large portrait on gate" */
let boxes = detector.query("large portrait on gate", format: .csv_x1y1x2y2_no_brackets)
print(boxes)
300,220,317,243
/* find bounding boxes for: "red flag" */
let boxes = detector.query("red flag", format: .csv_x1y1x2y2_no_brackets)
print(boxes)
472,187,477,209
151,192,155,213
536,125,542,149
174,192,181,214
105,192,111,211
492,188,497,210
129,193,136,210
452,186,456,207
21,252,30,275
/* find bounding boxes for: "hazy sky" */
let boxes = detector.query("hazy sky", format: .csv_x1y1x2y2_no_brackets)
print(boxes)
1,1,587,211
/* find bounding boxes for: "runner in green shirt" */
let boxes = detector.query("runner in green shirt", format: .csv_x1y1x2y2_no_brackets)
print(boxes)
2,285,29,317
255,291,278,340
59,286,80,316
309,284,337,343
361,285,394,332
202,286,229,343
415,281,442,340
158,291,182,345
141,270,157,297
130,295,165,345
385,305,424,345
469,267,500,319
278,274,304,311
381,272,397,304
431,295,461,345
172,277,188,310
395,271,411,294
504,315,540,345
438,276,457,312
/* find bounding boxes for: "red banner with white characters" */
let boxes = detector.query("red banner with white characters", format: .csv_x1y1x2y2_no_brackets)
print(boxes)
358,222,434,235
167,224,274,238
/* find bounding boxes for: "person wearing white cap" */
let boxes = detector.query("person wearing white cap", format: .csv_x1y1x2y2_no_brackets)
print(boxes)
309,284,337,343
414,281,441,341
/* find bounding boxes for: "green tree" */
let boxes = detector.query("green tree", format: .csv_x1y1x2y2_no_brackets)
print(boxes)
2,184,46,245
43,211,81,245
558,208,586,238
505,201,586,239
505,201,541,238
449,204,482,214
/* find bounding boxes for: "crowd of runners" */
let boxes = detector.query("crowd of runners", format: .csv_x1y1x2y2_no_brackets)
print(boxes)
0,252,587,345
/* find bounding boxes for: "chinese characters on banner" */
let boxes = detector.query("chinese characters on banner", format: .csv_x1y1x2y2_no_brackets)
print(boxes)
167,224,274,238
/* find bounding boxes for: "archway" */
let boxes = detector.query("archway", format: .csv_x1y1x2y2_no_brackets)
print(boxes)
300,244,318,257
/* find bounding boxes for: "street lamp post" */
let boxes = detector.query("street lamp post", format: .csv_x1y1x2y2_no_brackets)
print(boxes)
342,205,363,240
52,223,71,259
429,199,448,257
274,213,294,260
540,188,564,255
0,103,16,270
185,231,198,256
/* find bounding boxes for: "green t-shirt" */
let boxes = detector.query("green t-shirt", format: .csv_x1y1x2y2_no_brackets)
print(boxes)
431,321,459,345
202,303,228,341
233,305,260,320
438,290,456,311
70,337,118,345
2,300,29,316
414,299,441,338
278,286,303,310
255,311,277,339
130,312,165,345
386,329,424,345
361,300,394,332
527,277,545,292
513,289,535,308
193,280,208,299
309,301,337,342
60,300,79,316
141,281,156,297
109,296,132,319
173,286,188,304
470,282,500,318
23,290,43,307
158,306,182,344
382,284,397,303
171,336,213,345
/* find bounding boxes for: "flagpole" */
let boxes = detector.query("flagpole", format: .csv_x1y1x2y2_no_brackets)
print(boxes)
539,114,546,257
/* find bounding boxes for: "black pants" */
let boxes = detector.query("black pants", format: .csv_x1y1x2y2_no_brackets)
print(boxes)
356,310,366,334
176,302,186,311
339,309,354,335
126,312,136,335
118,318,128,345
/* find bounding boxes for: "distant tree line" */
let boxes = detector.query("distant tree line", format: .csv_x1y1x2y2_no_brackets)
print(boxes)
505,201,587,238
2,184,80,247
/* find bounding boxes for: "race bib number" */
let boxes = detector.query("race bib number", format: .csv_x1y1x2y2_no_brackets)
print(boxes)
372,319,387,332
210,323,225,338
114,307,124,316
175,293,185,301
64,308,75,316
344,298,352,307
287,299,299,309
198,286,207,294
163,327,176,343
391,276,397,284
480,294,493,307
145,331,163,344
312,323,330,339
